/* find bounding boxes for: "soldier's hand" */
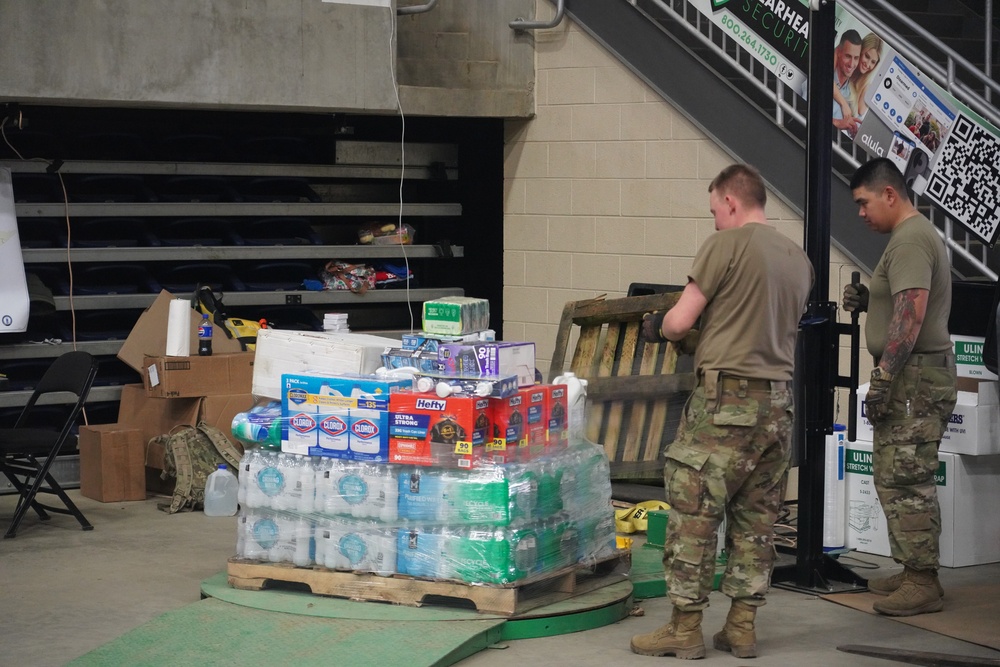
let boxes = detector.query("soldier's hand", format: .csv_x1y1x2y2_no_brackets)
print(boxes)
674,329,700,356
866,374,892,424
639,311,666,344
843,283,869,313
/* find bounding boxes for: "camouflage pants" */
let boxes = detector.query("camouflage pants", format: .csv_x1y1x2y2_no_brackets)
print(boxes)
872,361,956,571
661,381,793,611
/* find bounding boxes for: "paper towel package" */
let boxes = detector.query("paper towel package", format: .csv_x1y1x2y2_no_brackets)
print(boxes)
252,329,400,400
422,297,490,335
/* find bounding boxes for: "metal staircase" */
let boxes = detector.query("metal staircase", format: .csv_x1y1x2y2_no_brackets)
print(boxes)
561,0,999,280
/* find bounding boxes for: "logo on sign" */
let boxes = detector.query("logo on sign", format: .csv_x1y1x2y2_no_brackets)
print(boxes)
415,398,447,411
290,413,317,433
287,388,308,405
320,416,347,436
351,419,379,439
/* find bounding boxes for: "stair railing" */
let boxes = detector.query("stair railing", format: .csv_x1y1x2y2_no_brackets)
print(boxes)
629,0,997,280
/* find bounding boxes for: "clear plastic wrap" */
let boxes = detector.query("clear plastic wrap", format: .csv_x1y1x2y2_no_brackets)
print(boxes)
234,440,617,585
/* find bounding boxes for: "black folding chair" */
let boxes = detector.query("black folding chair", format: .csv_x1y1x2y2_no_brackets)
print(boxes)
0,351,99,538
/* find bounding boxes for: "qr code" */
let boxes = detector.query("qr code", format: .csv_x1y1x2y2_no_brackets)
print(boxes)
923,114,1000,245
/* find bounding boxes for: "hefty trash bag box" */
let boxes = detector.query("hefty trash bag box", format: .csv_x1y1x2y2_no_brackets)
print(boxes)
389,391,491,468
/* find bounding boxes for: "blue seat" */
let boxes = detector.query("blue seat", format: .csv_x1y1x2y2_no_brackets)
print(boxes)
65,264,161,296
75,132,151,161
156,218,243,246
237,177,321,203
73,175,156,203
237,135,313,164
71,218,159,248
241,261,313,291
158,262,247,294
156,175,239,203
67,309,143,342
157,134,231,162
240,217,320,246
17,218,65,249
11,174,63,203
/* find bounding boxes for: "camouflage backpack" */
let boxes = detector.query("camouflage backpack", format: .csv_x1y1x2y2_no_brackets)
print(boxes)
154,422,243,514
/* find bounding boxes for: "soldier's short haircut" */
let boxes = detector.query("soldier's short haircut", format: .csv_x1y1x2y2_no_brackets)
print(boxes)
850,157,909,196
709,164,767,209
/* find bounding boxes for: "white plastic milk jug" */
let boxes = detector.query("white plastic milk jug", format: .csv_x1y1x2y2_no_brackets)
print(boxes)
204,464,239,516
553,371,588,443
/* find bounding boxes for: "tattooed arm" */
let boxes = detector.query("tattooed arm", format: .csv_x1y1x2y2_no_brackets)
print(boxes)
879,287,928,376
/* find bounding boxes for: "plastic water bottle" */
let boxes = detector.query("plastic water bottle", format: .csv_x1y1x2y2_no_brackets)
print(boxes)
198,313,213,356
553,371,588,444
205,464,239,516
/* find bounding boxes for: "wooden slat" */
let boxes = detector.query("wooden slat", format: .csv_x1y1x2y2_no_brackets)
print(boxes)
585,373,696,401
597,322,628,460
644,343,680,461
571,324,602,379
622,337,660,462
570,292,681,325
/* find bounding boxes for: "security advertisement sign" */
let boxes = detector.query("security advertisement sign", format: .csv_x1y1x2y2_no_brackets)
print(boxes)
694,0,812,90
0,167,29,333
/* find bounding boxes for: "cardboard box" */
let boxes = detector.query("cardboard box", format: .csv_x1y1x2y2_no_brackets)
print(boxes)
855,381,1000,456
388,391,490,468
252,329,399,400
846,441,1000,566
143,352,254,398
79,425,146,502
952,334,999,380
437,342,536,388
117,384,201,462
117,290,243,373
200,393,255,446
487,393,527,464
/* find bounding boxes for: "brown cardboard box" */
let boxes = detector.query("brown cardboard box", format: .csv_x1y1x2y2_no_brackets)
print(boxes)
143,352,255,398
117,290,243,373
117,384,200,454
199,393,254,451
79,425,146,502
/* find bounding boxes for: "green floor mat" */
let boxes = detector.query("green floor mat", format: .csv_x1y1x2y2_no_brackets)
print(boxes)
69,597,505,667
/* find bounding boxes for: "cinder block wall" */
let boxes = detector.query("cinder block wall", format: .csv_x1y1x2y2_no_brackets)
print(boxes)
501,5,870,421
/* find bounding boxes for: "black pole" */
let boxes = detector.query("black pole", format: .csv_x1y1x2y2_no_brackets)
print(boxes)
773,0,866,593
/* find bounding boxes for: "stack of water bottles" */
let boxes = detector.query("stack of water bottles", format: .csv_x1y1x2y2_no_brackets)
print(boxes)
234,442,616,584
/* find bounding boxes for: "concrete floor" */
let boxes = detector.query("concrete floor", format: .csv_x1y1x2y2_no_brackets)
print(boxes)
3,490,999,667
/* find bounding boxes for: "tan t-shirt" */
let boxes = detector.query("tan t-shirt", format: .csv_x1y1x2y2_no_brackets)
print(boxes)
690,223,814,381
866,213,952,358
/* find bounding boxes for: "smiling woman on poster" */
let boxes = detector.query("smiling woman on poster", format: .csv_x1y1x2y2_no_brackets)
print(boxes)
833,32,884,137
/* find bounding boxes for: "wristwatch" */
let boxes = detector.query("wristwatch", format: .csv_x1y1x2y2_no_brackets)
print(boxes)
871,367,894,383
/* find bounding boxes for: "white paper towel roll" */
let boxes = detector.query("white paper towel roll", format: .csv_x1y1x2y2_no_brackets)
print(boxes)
165,298,192,356
823,428,846,550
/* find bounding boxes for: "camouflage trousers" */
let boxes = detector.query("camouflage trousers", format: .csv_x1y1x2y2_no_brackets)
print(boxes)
661,378,793,612
872,360,956,571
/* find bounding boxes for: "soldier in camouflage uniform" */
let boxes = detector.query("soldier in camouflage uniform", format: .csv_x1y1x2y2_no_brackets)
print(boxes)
631,164,813,659
842,158,956,617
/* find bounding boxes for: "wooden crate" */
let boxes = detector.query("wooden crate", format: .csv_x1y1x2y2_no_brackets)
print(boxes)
227,550,630,616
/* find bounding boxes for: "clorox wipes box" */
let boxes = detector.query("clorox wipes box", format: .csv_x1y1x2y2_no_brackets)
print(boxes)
280,373,410,461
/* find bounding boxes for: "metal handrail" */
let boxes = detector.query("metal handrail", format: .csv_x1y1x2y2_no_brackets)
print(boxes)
635,0,997,280
511,0,565,30
398,0,437,16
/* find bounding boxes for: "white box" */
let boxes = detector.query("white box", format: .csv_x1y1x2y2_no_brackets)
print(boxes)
854,381,1000,456
845,441,891,557
845,441,1000,567
952,334,998,380
251,329,400,400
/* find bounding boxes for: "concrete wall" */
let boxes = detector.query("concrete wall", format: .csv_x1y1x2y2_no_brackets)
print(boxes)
0,0,535,117
397,0,535,117
501,5,871,417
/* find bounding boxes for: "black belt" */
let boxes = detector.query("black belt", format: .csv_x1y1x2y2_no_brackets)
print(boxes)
718,377,789,392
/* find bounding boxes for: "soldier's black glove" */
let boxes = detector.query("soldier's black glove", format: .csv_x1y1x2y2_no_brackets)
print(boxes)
640,311,666,344
843,282,870,313
865,367,894,425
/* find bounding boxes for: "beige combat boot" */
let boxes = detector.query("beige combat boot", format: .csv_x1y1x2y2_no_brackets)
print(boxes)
630,607,706,659
872,567,944,617
712,599,757,658
867,569,944,598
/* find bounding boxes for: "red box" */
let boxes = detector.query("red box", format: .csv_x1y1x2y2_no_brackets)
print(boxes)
488,393,527,464
548,383,569,453
521,386,548,460
389,391,491,468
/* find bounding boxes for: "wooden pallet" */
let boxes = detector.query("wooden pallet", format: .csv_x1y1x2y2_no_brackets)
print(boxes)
227,550,631,616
